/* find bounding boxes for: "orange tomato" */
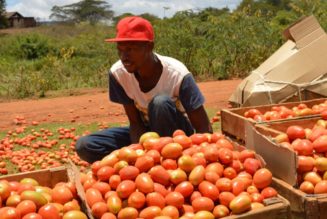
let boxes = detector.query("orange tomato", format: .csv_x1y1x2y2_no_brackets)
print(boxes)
165,192,184,208
62,210,87,219
161,205,179,219
97,166,115,181
127,191,146,209
135,173,154,194
161,143,183,159
192,197,214,212
119,166,140,181
198,181,219,201
139,206,161,219
38,204,61,219
16,200,37,217
148,165,170,186
85,188,104,208
213,205,229,218
146,192,165,208
117,207,138,219
189,165,205,186
218,192,235,207
135,156,154,173
253,168,272,189
173,135,192,149
91,202,108,219
22,213,43,219
116,180,136,199
175,181,194,198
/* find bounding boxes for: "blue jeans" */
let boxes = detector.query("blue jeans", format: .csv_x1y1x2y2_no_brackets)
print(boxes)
76,95,194,163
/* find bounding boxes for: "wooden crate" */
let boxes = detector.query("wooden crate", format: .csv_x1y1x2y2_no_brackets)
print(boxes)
0,166,74,187
221,98,326,141
224,195,290,219
272,177,327,219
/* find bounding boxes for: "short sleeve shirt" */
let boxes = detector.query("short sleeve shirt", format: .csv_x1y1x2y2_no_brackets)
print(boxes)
109,53,205,123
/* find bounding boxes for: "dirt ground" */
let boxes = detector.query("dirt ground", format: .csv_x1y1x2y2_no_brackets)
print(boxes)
0,80,242,131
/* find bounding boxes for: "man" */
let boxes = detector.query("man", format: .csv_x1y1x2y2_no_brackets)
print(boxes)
76,16,212,163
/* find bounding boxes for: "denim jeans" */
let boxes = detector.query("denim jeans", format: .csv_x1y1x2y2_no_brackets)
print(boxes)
76,95,194,163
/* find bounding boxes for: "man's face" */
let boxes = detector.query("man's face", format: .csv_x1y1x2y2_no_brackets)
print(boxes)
117,41,152,73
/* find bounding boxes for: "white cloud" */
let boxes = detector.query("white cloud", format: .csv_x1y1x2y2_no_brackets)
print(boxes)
6,0,241,21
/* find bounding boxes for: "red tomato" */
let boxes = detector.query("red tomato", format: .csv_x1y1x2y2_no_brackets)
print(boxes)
139,206,161,219
127,191,146,209
313,135,327,153
175,181,194,198
119,166,140,181
213,205,229,218
165,192,184,208
148,165,170,186
85,188,104,208
198,181,219,201
62,210,87,219
118,147,138,164
286,125,306,141
161,143,183,159
218,148,233,164
218,192,235,207
205,162,224,177
100,212,117,219
253,168,272,189
153,183,169,197
38,204,61,219
0,207,21,219
292,139,313,156
229,195,251,214
239,149,255,162
203,146,219,163
91,202,107,219
178,155,196,173
116,180,136,199
216,138,234,150
223,167,237,179
91,181,111,197
192,197,214,212
216,177,232,192
243,158,261,175
299,181,314,194
117,207,138,219
173,135,192,149
161,159,178,170
297,156,315,173
250,192,264,203
97,166,115,181
261,187,278,198
22,213,42,219
146,150,161,164
190,134,208,145
161,205,179,219
189,165,205,186
107,195,122,214
16,200,37,217
146,192,165,208
135,155,155,173
135,173,154,194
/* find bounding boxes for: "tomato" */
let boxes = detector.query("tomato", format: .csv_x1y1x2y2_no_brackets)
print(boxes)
6,194,21,207
216,177,232,192
253,168,272,189
198,181,219,201
299,181,314,194
192,196,214,212
223,167,237,179
16,200,37,217
204,171,220,184
139,132,160,144
161,205,179,219
308,127,325,142
0,181,11,200
153,183,169,197
216,138,234,150
107,195,122,214
148,165,170,186
250,192,264,203
97,166,115,181
190,134,208,145
91,161,103,175
143,138,161,151
161,143,183,159
135,173,154,194
175,181,194,198
114,161,129,173
116,180,136,199
173,135,192,149
229,194,252,214
243,158,261,175
303,171,322,186
286,125,306,141
21,190,48,208
231,179,245,196
261,187,278,199
85,188,104,208
92,181,111,197
117,207,138,219
292,139,313,156
91,202,107,219
178,155,196,172
127,191,146,209
0,207,21,219
38,204,61,219
212,205,229,218
203,146,219,163
190,191,202,203
205,162,224,177
63,199,80,212
135,156,154,172
100,212,117,219
100,153,119,167
251,202,265,210
193,211,214,219
218,191,235,207
165,192,184,208
297,156,315,172
169,168,187,185
244,109,262,119
22,213,42,219
218,148,233,164
189,165,205,186
146,192,165,208
62,210,87,219
146,150,161,164
119,166,140,181
313,135,327,153
161,159,178,170
109,175,121,190
139,206,161,219
230,160,244,173
314,180,327,194
239,149,255,162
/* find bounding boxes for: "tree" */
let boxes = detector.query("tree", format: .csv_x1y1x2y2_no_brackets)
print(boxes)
0,0,7,28
50,0,114,25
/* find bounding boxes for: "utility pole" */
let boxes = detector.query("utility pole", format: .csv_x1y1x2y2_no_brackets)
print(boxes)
163,6,170,18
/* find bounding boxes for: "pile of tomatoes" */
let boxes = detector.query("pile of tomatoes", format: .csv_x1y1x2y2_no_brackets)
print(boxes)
274,118,327,194
243,101,327,122
0,177,87,219
82,131,276,219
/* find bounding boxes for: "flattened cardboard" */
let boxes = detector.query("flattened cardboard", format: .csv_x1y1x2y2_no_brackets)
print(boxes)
230,15,327,107
245,122,298,186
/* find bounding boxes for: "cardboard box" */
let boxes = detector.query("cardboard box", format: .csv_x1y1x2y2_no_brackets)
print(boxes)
245,118,327,219
229,15,327,107
221,98,326,141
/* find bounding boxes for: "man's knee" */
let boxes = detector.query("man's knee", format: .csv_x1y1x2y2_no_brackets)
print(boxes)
75,136,92,162
149,95,172,108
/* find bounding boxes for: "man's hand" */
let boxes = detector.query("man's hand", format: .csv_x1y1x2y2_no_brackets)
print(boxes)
187,105,213,134
123,104,147,143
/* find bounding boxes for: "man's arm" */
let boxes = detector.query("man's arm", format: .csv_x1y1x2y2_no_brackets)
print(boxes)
123,104,147,143
187,105,213,133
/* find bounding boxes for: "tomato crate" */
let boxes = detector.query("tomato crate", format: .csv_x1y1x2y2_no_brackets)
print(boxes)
245,118,327,219
272,177,327,219
221,98,326,142
0,165,75,187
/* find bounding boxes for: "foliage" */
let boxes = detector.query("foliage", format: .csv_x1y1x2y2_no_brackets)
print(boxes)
1,1,327,99
50,0,114,25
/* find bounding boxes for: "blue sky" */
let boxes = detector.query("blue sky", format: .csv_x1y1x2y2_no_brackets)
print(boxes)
6,0,242,21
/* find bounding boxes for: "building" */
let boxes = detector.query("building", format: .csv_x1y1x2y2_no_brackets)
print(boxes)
5,12,36,28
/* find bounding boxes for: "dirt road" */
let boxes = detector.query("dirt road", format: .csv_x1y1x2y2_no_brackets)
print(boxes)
0,80,242,131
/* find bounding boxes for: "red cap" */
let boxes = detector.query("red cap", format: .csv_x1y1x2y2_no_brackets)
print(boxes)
105,16,154,42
